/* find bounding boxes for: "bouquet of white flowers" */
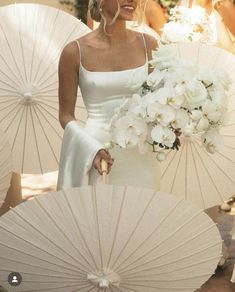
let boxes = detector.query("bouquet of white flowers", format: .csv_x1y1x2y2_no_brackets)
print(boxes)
106,46,230,161
161,6,214,44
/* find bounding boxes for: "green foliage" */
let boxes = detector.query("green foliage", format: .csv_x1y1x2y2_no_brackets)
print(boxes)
158,0,180,15
74,0,89,22
59,0,89,23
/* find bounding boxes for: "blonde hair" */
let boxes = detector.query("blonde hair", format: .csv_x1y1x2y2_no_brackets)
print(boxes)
88,0,103,22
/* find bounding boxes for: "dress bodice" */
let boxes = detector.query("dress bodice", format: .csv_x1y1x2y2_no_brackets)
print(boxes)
77,39,149,127
79,64,148,124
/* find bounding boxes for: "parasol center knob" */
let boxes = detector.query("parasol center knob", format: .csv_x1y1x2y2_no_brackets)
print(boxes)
87,270,120,289
23,92,33,100
19,91,36,105
98,278,110,288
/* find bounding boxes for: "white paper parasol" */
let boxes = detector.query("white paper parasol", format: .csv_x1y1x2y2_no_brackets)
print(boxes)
0,3,88,174
231,265,235,283
160,42,235,209
0,128,12,207
0,185,221,291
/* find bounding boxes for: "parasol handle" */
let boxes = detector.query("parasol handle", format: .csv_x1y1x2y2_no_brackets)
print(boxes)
101,159,108,184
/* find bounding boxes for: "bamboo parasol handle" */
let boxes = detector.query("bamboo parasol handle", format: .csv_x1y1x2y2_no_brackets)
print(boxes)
101,159,108,184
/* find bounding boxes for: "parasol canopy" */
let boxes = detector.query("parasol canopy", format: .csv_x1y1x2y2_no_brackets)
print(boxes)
0,185,221,291
160,42,235,209
0,3,88,174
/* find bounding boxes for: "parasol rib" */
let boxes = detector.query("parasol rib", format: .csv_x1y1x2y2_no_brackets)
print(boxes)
108,189,155,270
113,200,183,271
0,23,25,84
36,198,94,272
106,186,128,269
63,190,100,271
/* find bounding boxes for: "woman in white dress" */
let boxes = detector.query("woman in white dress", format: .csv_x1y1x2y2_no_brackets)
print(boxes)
57,0,160,190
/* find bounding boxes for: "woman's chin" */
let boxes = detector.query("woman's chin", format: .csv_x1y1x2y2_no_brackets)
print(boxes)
119,14,135,21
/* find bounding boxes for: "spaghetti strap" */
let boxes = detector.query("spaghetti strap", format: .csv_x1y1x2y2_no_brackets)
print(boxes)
141,33,148,62
75,40,82,64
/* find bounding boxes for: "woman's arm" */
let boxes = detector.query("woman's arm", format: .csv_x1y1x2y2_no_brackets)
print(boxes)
58,41,80,129
214,0,235,37
145,0,167,35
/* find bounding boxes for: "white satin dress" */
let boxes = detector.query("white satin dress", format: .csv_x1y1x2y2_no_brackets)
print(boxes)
57,35,160,190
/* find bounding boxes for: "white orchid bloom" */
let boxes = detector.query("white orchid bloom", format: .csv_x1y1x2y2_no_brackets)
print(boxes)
191,100,220,132
154,87,185,109
113,115,147,148
147,102,176,125
173,109,190,129
147,69,166,89
212,69,231,90
202,129,224,154
196,69,215,88
182,122,195,137
128,94,147,119
192,100,223,132
114,130,139,148
197,69,230,108
208,88,227,108
175,84,188,98
116,115,147,135
184,79,208,109
150,46,176,70
202,100,223,123
168,66,194,84
191,110,203,121
196,116,209,131
161,22,193,43
151,125,176,148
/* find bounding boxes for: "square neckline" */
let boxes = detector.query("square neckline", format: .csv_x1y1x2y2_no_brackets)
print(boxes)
79,59,148,74
76,33,149,74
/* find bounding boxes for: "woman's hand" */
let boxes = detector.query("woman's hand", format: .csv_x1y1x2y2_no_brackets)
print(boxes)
93,149,114,175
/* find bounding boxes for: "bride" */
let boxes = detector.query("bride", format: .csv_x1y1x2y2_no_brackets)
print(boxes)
57,0,160,190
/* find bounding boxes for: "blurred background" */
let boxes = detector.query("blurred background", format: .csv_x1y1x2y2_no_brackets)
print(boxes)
0,0,178,23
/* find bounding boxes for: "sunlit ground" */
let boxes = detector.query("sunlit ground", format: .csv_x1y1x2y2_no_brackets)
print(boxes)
21,171,58,199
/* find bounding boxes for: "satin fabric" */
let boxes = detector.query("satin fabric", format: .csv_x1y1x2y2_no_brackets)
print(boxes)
57,35,160,190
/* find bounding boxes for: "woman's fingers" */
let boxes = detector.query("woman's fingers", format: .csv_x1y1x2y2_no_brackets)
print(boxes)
93,149,114,175
99,150,114,175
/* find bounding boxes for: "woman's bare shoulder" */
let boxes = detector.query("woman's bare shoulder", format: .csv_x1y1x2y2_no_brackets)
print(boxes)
59,41,81,72
143,33,159,50
60,41,79,61
60,30,97,62
75,30,100,47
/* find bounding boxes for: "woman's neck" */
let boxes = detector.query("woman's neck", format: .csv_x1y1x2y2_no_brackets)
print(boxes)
97,20,131,45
